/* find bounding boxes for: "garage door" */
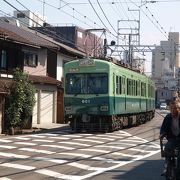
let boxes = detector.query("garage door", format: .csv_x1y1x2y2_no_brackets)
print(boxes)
32,92,38,126
41,91,53,124
32,91,54,126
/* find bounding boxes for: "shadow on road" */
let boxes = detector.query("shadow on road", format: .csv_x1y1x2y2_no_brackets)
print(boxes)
102,158,165,180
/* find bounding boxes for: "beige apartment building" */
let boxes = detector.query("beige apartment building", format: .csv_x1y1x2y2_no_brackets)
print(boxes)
152,32,180,105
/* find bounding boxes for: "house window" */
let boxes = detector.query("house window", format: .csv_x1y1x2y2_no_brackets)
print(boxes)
24,51,38,67
0,50,7,70
17,13,25,18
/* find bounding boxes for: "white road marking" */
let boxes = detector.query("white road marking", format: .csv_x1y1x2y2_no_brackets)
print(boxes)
130,148,153,153
118,131,132,136
0,177,12,180
0,152,29,159
14,142,37,146
86,136,114,141
0,163,35,170
108,141,160,149
32,139,54,142
14,137,31,140
35,169,81,180
68,162,106,171
108,142,136,146
74,139,104,143
0,129,161,180
62,135,82,138
91,157,125,163
40,144,75,150
79,150,161,180
139,144,160,149
58,141,90,147
0,139,12,143
112,152,143,158
126,137,148,142
0,145,16,149
19,148,55,154
79,148,110,153
40,133,58,136
96,134,124,139
96,145,124,149
48,136,70,140
58,152,92,158
75,134,93,136
120,139,147,143
28,135,46,138
35,149,160,180
32,157,68,164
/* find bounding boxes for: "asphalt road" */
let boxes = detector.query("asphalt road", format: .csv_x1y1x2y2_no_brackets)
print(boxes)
0,109,168,180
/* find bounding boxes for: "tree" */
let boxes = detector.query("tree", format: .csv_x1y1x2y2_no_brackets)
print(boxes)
5,68,36,132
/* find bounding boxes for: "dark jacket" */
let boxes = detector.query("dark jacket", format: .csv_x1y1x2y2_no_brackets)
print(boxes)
160,113,180,139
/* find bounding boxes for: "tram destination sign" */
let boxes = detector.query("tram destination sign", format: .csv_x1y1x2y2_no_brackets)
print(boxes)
79,59,95,67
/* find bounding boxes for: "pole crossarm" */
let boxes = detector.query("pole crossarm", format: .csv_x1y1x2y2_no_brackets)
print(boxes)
108,44,180,53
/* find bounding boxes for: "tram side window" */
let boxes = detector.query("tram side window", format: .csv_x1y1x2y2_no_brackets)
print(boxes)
141,82,147,97
148,84,153,98
116,76,122,95
135,81,138,96
127,78,133,96
141,82,144,97
122,77,126,94
133,80,135,96
116,76,119,94
137,81,140,96
127,79,129,95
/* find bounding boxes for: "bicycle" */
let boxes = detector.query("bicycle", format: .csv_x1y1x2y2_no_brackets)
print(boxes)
160,136,180,180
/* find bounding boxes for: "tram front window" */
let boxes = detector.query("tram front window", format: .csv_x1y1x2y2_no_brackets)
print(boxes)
65,73,108,94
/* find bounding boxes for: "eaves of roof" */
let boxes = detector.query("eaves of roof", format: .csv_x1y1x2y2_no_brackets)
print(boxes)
33,30,86,57
0,21,58,49
28,75,62,87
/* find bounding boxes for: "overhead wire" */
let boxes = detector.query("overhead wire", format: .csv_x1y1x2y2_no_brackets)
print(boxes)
58,0,102,28
96,0,117,34
35,0,117,44
2,0,90,50
1,0,108,59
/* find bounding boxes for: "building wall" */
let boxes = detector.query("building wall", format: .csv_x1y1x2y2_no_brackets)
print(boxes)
152,32,180,102
13,10,46,27
56,53,74,81
24,49,47,76
152,47,164,78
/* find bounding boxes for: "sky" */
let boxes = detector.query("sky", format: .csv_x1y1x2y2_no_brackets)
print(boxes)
1,0,180,74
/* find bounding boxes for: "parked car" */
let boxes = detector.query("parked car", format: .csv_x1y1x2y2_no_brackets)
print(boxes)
160,102,167,110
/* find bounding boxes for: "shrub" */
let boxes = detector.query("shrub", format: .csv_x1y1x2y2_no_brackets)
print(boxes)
5,68,36,130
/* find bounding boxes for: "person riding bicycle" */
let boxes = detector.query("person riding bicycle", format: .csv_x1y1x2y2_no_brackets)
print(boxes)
159,100,180,176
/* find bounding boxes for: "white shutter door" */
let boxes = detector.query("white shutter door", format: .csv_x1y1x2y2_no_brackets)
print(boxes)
41,91,53,124
32,92,38,126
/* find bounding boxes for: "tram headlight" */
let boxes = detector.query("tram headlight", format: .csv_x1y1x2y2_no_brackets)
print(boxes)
65,106,72,112
100,105,108,111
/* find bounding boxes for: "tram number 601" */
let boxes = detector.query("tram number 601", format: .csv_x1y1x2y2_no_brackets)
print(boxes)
82,99,90,104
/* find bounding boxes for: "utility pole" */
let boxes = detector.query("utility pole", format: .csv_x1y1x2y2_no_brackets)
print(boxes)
84,28,106,58
178,68,180,98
